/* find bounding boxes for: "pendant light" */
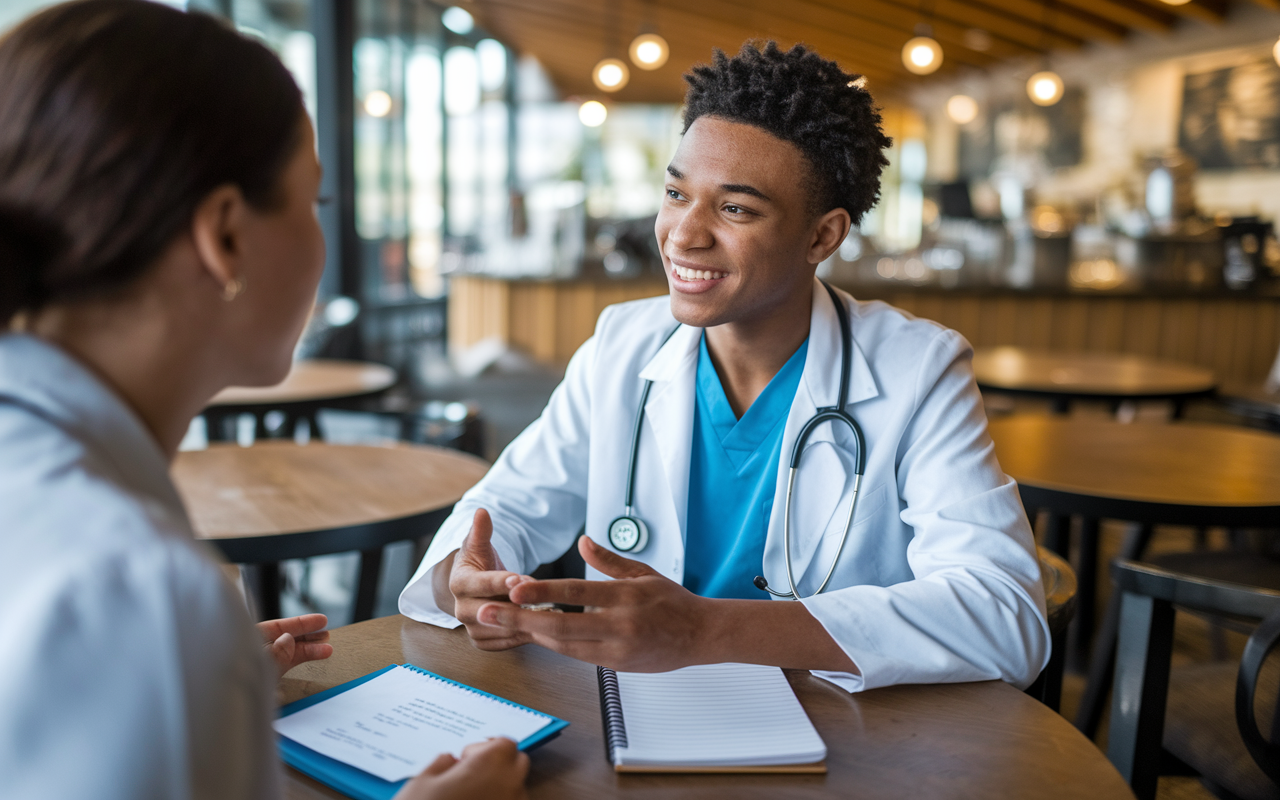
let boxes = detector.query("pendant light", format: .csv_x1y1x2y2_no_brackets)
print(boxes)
946,94,979,124
1026,0,1063,106
902,0,943,76
629,1,668,70
1274,36,1280,67
579,100,608,127
592,1,629,92
593,59,629,91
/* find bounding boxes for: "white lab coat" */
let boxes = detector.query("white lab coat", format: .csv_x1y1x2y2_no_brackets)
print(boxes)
400,279,1050,692
0,334,280,799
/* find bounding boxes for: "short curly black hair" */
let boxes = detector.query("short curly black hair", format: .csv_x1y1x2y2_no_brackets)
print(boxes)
681,41,891,223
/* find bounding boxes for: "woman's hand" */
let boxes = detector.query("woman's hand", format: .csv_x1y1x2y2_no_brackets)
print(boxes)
394,738,529,800
258,613,333,678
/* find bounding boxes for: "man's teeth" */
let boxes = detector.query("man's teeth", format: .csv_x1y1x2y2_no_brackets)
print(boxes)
674,265,727,281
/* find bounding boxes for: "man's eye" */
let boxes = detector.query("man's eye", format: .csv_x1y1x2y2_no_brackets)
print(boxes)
666,189,682,200
725,205,744,214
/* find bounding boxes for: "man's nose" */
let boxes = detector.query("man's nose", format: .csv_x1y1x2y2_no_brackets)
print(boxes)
665,203,714,252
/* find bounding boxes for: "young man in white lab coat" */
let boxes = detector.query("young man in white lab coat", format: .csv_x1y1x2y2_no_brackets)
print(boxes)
400,42,1050,692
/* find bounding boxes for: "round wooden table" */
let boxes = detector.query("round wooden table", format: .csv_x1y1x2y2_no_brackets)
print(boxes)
973,347,1216,414
1218,380,1280,431
279,615,1135,800
204,359,397,441
174,441,488,621
988,415,1280,736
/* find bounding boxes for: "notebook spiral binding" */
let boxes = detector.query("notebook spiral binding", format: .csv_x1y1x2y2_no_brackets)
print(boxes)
596,666,628,763
401,664,538,715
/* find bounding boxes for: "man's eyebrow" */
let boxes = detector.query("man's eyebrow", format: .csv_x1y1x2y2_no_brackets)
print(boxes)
666,165,684,179
721,183,771,202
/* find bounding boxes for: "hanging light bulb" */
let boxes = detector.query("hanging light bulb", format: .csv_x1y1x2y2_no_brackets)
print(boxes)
1274,36,1280,67
1027,71,1064,106
946,94,978,125
902,36,943,75
629,33,669,70
592,57,630,92
1159,0,1191,5
579,100,608,127
363,90,393,118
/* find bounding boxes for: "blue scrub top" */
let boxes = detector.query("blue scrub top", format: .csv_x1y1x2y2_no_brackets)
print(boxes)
683,333,809,599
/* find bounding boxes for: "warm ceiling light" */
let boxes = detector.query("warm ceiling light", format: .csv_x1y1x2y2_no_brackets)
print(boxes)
1274,36,1280,67
902,36,943,75
441,6,474,34
1159,0,1191,5
1027,71,1064,106
946,94,978,125
629,33,669,70
363,90,393,117
592,57,630,91
579,100,608,127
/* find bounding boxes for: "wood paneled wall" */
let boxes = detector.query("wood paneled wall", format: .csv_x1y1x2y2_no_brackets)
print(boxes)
448,275,669,364
449,275,1280,382
877,291,1280,382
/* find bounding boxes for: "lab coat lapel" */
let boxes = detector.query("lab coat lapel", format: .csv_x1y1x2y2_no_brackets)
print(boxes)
763,280,879,592
638,324,701,549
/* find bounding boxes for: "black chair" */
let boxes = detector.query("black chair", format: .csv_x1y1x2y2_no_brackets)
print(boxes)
1025,546,1077,713
1106,556,1280,800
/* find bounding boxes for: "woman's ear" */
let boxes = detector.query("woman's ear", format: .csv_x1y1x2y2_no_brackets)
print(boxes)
808,207,852,265
190,184,248,297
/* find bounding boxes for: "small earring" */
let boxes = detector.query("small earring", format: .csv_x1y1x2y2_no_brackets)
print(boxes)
222,278,245,302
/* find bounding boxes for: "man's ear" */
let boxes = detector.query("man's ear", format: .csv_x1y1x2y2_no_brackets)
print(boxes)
807,207,852,266
190,184,247,293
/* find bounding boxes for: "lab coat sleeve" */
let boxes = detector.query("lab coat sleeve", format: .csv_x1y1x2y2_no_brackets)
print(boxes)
801,329,1050,692
399,326,600,627
0,542,276,800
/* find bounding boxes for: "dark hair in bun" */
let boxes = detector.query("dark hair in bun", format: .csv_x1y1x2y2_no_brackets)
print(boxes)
0,0,305,325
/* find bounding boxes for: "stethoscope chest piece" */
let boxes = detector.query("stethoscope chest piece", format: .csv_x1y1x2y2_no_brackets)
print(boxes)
607,515,649,553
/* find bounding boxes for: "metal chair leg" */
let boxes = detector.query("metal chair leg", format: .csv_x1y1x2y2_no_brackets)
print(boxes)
353,546,384,622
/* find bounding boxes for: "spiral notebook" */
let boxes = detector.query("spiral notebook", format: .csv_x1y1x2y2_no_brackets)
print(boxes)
275,664,567,800
597,662,827,773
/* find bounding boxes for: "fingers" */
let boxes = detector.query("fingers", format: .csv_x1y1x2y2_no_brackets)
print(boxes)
422,752,458,776
461,738,529,781
476,602,612,641
458,509,497,571
295,640,334,663
257,613,328,644
508,577,625,608
578,535,660,580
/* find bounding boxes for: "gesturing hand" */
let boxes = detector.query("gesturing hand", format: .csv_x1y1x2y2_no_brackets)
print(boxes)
476,536,710,672
445,509,534,651
258,613,333,678
394,738,529,800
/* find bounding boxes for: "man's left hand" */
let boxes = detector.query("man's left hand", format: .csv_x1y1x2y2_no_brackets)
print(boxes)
258,613,334,678
477,536,711,672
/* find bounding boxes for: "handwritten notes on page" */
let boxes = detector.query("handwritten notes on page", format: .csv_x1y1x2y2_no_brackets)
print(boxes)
273,665,549,782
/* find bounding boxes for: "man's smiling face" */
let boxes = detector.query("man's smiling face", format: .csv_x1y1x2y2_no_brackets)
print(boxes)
655,115,829,329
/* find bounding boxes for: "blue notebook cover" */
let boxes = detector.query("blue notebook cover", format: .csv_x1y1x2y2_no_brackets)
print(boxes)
277,663,569,800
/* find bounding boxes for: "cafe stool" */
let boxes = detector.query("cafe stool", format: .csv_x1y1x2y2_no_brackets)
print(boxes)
1026,546,1078,713
1105,557,1280,800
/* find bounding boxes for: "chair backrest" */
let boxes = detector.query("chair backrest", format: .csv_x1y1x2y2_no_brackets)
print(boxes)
1108,558,1280,800
1024,546,1077,712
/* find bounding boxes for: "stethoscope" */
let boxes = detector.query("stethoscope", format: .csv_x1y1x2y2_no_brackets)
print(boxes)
606,281,866,600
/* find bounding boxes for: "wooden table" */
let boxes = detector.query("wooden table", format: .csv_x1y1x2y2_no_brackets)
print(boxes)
987,415,1280,736
205,359,397,441
973,347,1216,414
280,615,1134,800
174,441,488,620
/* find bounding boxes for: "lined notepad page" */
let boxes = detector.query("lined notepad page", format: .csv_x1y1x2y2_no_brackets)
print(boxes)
613,663,826,767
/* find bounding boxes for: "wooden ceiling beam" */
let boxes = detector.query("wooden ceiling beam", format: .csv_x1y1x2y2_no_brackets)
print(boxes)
1131,0,1230,23
1246,0,1280,10
780,0,1043,59
1054,0,1176,32
472,1,909,94
822,0,1080,50
937,0,1130,41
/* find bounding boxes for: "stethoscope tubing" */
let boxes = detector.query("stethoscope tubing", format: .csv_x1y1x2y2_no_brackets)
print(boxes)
613,281,866,600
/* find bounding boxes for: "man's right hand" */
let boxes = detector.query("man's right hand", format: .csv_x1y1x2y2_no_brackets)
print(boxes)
394,738,529,800
434,508,533,650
